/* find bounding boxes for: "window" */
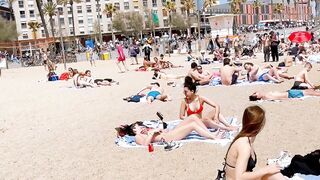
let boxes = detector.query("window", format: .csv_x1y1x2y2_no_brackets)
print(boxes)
86,0,90,2
143,0,147,7
88,18,93,24
108,24,111,31
57,7,63,13
41,30,45,37
78,19,84,24
124,2,129,10
29,10,35,18
152,0,157,7
21,22,27,29
265,5,269,14
68,17,73,24
60,18,65,25
22,33,28,39
80,31,85,34
18,1,24,8
242,15,246,24
20,11,25,18
28,4,33,8
77,6,82,13
86,5,92,13
114,3,120,10
70,28,74,35
163,19,168,26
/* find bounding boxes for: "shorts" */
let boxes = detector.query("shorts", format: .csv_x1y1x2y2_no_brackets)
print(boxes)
147,91,161,100
288,90,304,98
258,72,269,82
231,73,238,85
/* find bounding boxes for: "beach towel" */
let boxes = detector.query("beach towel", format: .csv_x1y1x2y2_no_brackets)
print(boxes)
199,78,273,88
115,117,239,148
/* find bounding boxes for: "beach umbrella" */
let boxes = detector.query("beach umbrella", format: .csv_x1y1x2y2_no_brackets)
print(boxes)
288,31,312,43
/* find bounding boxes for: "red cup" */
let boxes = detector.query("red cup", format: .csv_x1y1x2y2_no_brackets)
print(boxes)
148,143,154,152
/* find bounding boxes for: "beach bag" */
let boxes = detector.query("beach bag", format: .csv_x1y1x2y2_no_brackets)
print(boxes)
49,74,59,81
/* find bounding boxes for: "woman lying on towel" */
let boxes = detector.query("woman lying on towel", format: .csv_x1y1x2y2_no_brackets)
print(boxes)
179,76,238,131
221,105,287,180
116,116,224,146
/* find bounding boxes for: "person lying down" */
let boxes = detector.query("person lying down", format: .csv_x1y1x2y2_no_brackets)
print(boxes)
249,89,320,101
116,115,225,146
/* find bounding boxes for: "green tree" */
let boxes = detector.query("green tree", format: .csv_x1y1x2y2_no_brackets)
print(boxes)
43,2,57,38
0,18,18,41
181,0,195,36
35,0,49,38
171,13,188,33
231,0,246,34
28,21,41,39
204,0,217,10
126,12,144,38
57,0,82,43
112,12,126,34
274,3,284,20
164,0,176,39
252,0,261,24
103,3,117,43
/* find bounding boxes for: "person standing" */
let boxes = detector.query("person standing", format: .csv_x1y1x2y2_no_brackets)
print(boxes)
142,42,152,61
270,32,279,62
129,42,139,65
116,43,129,73
215,35,221,49
263,34,271,62
187,37,192,52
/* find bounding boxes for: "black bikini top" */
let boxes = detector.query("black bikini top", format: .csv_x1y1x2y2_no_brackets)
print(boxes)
225,137,257,172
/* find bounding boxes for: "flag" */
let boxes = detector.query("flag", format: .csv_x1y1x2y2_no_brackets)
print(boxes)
152,12,159,26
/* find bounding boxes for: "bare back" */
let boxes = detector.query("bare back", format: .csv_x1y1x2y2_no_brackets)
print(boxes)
220,65,236,85
295,69,307,82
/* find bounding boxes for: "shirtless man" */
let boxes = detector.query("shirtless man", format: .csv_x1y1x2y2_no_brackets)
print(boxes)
188,62,210,85
196,65,211,79
138,82,171,104
249,89,320,101
244,62,283,83
291,62,314,89
220,58,242,85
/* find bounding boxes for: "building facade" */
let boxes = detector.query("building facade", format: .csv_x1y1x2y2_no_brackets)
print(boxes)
209,0,311,25
0,6,13,21
12,0,192,41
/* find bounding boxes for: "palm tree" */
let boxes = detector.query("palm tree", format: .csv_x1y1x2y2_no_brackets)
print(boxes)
252,0,261,24
204,0,217,10
231,0,246,34
103,3,117,44
181,0,195,36
7,0,16,20
274,3,284,22
35,0,50,38
164,0,176,39
44,2,57,38
28,21,41,39
57,0,82,45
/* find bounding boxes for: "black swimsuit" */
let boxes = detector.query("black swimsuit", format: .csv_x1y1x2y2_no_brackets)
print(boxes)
225,137,257,172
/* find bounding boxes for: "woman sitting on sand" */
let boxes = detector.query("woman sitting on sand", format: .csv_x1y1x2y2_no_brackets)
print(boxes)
116,116,224,146
244,62,283,83
222,105,287,180
179,76,238,131
84,70,119,86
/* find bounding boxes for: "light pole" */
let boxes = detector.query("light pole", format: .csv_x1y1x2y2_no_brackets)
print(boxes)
197,10,201,52
96,0,103,45
58,10,66,70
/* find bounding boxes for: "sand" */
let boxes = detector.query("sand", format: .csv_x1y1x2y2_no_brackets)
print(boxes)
0,54,319,179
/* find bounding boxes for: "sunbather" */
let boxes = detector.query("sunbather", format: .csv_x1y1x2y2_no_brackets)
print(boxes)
152,69,185,80
244,62,283,83
116,116,224,146
179,76,238,131
291,62,314,89
188,62,211,85
223,105,286,180
220,58,243,85
137,82,171,104
84,70,119,86
249,89,320,101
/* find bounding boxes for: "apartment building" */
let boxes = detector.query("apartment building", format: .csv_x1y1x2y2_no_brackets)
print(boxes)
12,0,189,41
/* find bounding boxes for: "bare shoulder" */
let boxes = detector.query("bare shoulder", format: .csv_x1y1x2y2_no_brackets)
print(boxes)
233,137,251,150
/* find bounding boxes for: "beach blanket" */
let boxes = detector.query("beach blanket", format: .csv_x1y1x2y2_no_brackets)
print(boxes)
290,174,320,180
115,117,239,148
198,77,273,88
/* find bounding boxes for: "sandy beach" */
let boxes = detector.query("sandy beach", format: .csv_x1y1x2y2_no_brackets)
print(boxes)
0,54,319,179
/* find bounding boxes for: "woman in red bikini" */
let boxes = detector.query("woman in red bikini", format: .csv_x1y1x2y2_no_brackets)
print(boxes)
179,76,238,131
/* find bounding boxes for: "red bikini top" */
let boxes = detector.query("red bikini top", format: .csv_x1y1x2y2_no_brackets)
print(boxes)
186,96,204,116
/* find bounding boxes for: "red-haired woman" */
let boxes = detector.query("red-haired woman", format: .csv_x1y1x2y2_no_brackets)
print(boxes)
224,105,286,180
